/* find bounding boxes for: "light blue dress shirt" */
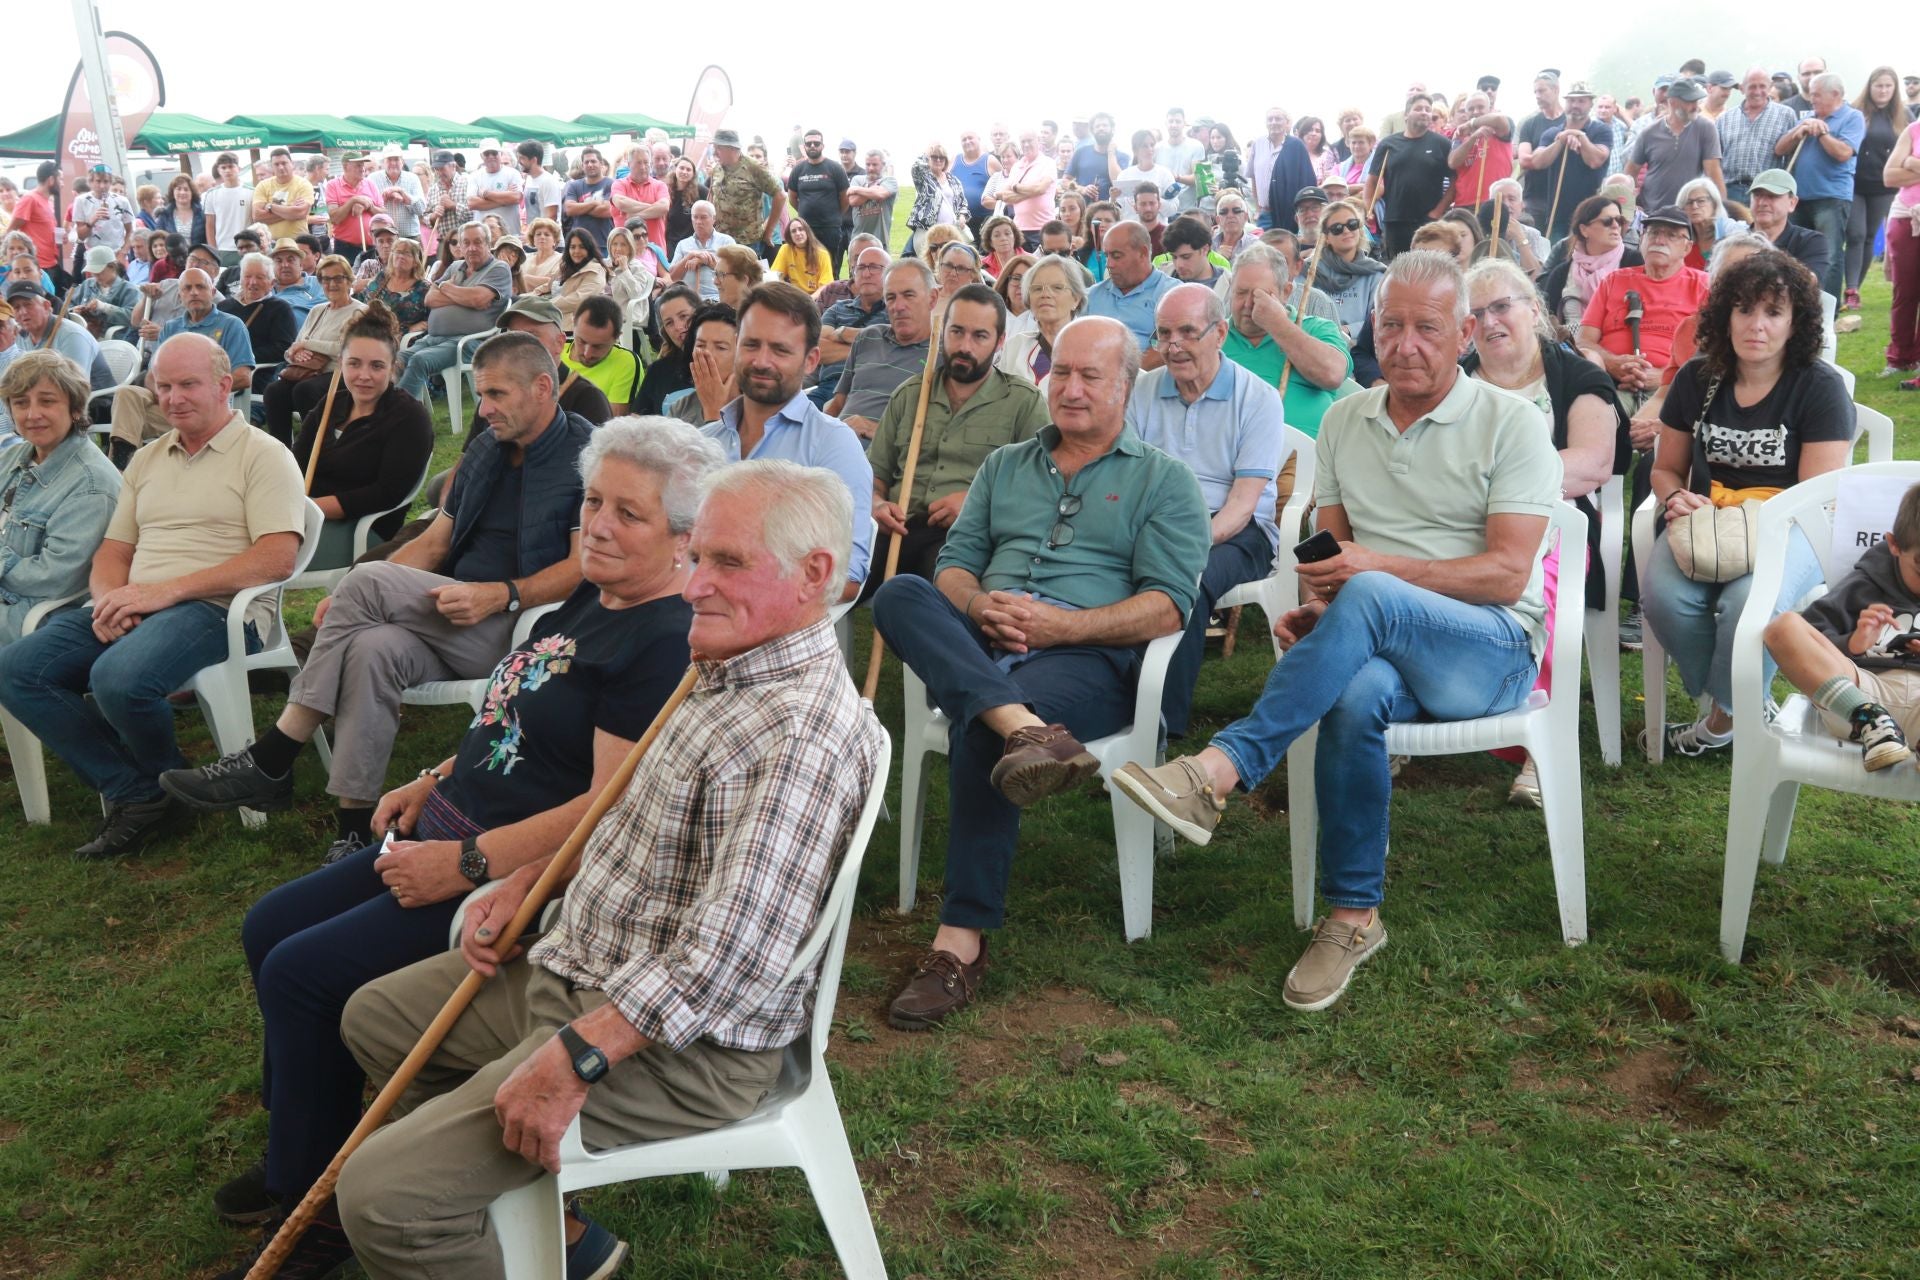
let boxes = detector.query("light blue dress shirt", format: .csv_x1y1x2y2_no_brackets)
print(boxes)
703,390,875,584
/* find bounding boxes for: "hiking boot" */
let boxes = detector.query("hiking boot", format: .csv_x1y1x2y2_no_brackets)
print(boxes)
888,939,990,1031
566,1215,630,1280
1111,757,1226,846
1849,703,1913,772
1283,912,1388,1012
1618,605,1644,652
73,795,178,860
1843,288,1861,312
159,749,294,813
213,1158,275,1226
1507,757,1543,809
1660,715,1733,758
988,724,1099,807
213,1208,354,1280
320,833,367,868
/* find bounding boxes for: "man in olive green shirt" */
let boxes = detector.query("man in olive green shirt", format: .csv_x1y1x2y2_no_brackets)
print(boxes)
864,284,1048,600
871,316,1208,1032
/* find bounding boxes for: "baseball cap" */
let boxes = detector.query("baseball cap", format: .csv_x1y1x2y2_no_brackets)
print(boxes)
1906,75,1920,85
269,237,303,256
341,152,370,165
432,150,457,167
1706,69,1737,88
712,129,742,149
369,214,397,234
1654,74,1677,89
1321,173,1350,189
1641,205,1694,235
1749,168,1798,197
1536,69,1561,82
1294,185,1329,207
480,144,501,156
500,294,562,328
84,245,118,273
4,278,49,302
839,138,857,151
1565,80,1596,98
1477,75,1501,91
88,163,113,176
1771,71,1794,84
1666,78,1707,103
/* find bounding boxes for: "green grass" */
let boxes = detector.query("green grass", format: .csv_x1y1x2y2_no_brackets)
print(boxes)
1,279,1917,1280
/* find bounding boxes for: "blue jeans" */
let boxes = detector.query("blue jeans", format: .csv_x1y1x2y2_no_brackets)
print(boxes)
1642,525,1821,713
0,602,248,804
1165,522,1273,738
1792,197,1851,300
398,334,463,401
1209,572,1537,910
1724,180,1751,210
242,839,462,1203
872,574,1139,930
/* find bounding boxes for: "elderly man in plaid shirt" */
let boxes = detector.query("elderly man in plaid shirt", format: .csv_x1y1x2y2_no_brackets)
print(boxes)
329,460,884,1280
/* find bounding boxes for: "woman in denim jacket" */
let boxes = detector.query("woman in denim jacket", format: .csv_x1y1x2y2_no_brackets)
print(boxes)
0,351,122,644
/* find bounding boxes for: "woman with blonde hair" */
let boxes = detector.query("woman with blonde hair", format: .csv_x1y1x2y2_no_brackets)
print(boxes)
1310,197,1386,333
771,215,832,293
366,237,431,336
263,253,367,447
906,144,971,257
604,227,657,316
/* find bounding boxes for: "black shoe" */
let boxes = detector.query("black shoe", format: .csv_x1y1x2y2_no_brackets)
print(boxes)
158,749,294,813
213,1209,354,1280
320,833,366,867
73,796,178,860
213,1158,275,1226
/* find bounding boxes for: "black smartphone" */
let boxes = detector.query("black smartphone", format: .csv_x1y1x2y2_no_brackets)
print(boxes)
1294,529,1340,564
1884,629,1920,653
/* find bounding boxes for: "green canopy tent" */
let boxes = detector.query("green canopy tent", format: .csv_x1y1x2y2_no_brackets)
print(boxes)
572,112,694,140
466,115,606,149
346,115,495,149
0,116,57,158
134,114,266,154
223,114,408,151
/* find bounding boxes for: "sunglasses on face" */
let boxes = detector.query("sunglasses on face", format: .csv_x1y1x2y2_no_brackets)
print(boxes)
1324,219,1362,235
1589,215,1625,228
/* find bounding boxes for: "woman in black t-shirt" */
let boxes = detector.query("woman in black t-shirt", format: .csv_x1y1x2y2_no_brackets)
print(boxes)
1644,252,1854,756
217,420,726,1251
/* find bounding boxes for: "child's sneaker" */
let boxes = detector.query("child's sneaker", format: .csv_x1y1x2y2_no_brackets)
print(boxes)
1848,703,1913,772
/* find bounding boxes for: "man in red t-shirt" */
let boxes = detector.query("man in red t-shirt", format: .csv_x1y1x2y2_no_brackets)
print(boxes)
5,161,62,273
1576,204,1709,395
610,164,669,255
1446,92,1514,209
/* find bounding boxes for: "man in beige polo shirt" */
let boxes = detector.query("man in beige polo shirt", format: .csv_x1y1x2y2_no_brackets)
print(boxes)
0,333,306,859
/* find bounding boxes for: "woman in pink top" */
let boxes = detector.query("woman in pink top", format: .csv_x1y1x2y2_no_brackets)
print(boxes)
1884,117,1920,381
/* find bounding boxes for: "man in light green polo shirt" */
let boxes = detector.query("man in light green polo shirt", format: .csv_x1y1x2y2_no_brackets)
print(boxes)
560,295,642,413
864,284,1048,600
1221,241,1351,437
1115,250,1562,1015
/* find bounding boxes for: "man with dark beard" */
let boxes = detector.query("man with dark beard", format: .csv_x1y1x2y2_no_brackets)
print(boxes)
864,283,1048,598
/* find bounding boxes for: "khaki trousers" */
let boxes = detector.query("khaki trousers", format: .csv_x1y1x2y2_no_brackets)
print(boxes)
108,384,170,448
337,948,783,1280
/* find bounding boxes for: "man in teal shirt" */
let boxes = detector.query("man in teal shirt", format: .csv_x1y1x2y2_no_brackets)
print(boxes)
1220,242,1350,436
872,316,1207,1031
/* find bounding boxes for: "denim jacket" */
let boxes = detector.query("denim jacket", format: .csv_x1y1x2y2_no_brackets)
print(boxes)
0,432,123,643
444,408,592,580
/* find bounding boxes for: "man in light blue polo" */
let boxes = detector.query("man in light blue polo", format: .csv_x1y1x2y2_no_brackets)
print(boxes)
1776,71,1865,299
1085,221,1176,360
701,282,874,598
107,267,255,462
1126,283,1286,738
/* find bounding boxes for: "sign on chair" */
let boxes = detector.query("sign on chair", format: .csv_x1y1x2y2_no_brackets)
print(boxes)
1830,473,1913,573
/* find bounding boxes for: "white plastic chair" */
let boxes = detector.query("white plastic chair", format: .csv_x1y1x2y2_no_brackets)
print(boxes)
1215,426,1319,654
3,590,89,824
1259,504,1591,944
1818,291,1837,365
484,730,895,1280
1582,475,1626,767
1720,463,1920,962
445,328,498,436
287,456,433,594
899,631,1179,942
403,601,565,714
1634,404,1892,763
4,502,325,831
85,338,142,429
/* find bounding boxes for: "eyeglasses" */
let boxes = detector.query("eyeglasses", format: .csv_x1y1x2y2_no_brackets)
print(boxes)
1470,296,1528,322
1046,493,1082,550
1153,322,1217,346
318,273,351,283
930,155,949,164
1589,215,1625,228
1324,219,1363,235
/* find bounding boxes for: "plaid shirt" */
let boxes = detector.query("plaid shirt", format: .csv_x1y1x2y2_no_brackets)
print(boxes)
530,619,884,1053
1717,101,1798,184
427,172,472,244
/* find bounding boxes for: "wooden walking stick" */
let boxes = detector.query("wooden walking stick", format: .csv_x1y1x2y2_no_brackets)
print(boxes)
860,299,950,702
245,664,701,1279
1274,241,1325,401
301,361,346,494
1489,195,1504,260
1786,133,1809,175
1544,145,1572,243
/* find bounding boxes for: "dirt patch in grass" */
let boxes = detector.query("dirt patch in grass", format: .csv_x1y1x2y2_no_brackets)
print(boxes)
1511,1045,1726,1130
124,856,192,883
833,978,1137,1078
1867,936,1920,995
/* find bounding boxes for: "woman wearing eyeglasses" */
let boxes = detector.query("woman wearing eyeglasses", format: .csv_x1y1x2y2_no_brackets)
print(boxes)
1075,200,1119,282
1463,258,1628,803
1677,178,1737,271
907,145,971,258
1308,199,1386,335
998,253,1086,385
262,253,367,448
1538,194,1642,329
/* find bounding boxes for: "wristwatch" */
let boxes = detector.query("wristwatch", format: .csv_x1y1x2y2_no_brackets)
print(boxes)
458,835,490,887
557,1024,609,1084
502,579,522,614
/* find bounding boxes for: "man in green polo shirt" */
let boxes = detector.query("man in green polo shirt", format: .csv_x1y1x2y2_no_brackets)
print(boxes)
1221,241,1351,437
1115,251,1562,1016
863,284,1048,600
871,316,1208,1031
561,295,642,413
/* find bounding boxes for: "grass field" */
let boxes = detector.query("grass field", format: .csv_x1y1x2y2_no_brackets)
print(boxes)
0,260,1916,1278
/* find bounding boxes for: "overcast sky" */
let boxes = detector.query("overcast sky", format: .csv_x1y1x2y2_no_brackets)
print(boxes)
7,3,1906,173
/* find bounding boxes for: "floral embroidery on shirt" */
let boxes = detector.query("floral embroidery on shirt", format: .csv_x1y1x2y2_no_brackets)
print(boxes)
471,633,575,774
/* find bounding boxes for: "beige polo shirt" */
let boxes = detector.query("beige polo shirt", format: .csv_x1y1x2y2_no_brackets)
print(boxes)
105,413,307,633
1313,372,1563,659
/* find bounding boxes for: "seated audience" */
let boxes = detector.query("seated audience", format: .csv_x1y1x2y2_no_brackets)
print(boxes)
520,218,564,296
262,255,365,448
1221,241,1352,435
633,285,699,417
1744,168,1833,283
1642,252,1852,755
398,223,513,402
667,302,739,426
362,236,430,336
70,247,139,336
7,278,114,390
871,316,1208,1028
999,252,1088,384
562,294,643,414
203,420,723,1279
0,334,306,858
602,227,656,317
772,216,833,293
666,200,735,301
1538,194,1642,327
109,268,256,465
1309,198,1388,333
552,228,608,335
714,243,764,311
814,245,890,405
0,351,122,643
1576,205,1709,398
269,238,325,328
826,259,935,440
1084,221,1175,352
1112,252,1562,1014
216,254,298,400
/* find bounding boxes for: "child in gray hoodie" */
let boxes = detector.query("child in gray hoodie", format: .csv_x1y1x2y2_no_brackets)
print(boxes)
1762,481,1920,771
